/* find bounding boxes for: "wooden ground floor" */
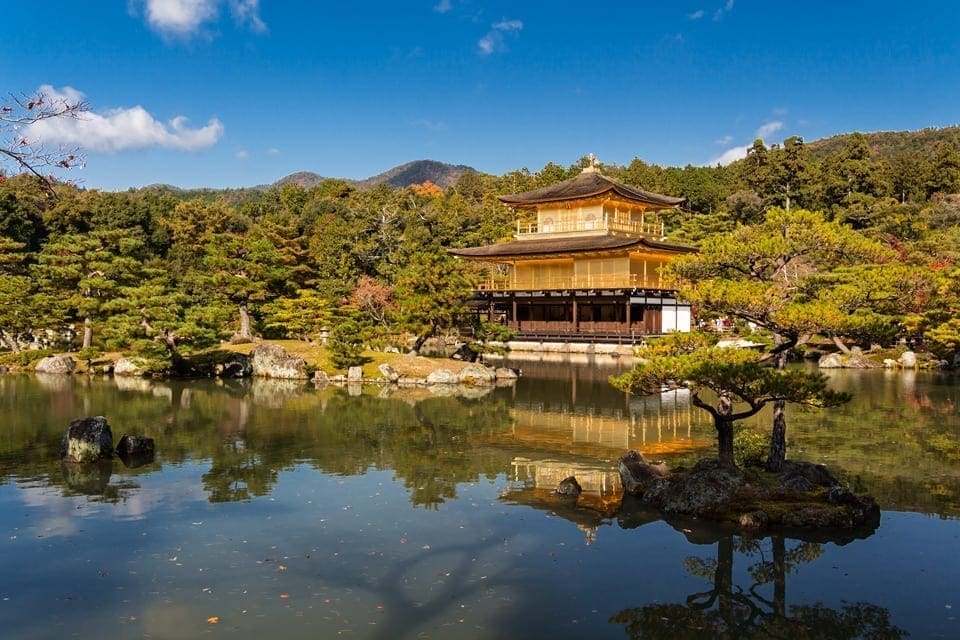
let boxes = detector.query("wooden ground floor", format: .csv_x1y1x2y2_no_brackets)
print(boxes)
466,288,691,343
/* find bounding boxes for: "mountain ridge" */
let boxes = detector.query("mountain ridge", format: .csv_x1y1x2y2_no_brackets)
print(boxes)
272,159,475,191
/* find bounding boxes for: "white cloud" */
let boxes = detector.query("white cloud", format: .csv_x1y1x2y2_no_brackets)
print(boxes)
711,144,751,165
478,35,496,55
138,0,266,37
267,147,280,156
235,149,249,159
434,0,452,13
478,18,524,55
229,0,266,32
713,0,734,20
709,119,788,165
26,85,224,154
755,120,783,140
688,9,705,19
143,0,218,35
492,19,523,31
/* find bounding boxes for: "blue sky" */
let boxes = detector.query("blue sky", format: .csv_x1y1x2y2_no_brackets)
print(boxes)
3,1,959,190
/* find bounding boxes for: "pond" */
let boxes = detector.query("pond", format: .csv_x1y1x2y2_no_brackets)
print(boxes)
0,359,958,639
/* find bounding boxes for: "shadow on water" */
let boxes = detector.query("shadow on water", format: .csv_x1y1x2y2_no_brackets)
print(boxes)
609,515,905,640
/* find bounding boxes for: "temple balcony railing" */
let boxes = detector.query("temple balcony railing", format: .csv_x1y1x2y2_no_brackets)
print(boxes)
515,213,664,239
476,273,666,291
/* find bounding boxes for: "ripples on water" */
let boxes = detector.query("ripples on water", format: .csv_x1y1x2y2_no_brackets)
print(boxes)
0,358,957,638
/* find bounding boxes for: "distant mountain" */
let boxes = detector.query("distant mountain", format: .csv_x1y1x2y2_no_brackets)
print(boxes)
354,159,475,189
271,160,476,191
804,126,960,160
273,171,329,188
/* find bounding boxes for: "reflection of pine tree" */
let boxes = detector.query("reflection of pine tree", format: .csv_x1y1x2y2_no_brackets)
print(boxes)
610,534,907,639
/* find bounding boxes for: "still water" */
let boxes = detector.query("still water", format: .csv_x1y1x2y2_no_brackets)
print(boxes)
0,358,958,639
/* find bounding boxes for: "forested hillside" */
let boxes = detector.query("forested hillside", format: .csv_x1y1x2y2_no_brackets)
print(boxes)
2,127,960,371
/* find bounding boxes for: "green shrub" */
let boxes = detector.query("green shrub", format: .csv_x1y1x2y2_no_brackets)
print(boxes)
0,348,54,367
328,318,371,370
734,423,768,467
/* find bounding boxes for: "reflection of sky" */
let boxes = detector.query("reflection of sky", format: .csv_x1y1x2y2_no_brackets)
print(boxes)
3,463,212,538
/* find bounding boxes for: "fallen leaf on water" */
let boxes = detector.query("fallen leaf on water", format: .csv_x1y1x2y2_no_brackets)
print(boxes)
207,616,219,625
277,565,287,572
280,593,290,600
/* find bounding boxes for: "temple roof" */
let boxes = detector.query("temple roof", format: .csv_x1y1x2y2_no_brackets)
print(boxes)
448,234,695,259
499,169,685,208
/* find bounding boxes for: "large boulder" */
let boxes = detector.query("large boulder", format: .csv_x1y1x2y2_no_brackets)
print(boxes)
114,357,150,377
425,369,459,385
116,434,155,458
116,434,155,468
843,353,879,369
898,350,917,368
778,460,837,490
457,363,496,386
378,363,400,382
347,366,363,381
555,476,582,498
818,353,843,369
60,416,114,463
618,450,670,498
661,460,744,515
35,355,75,375
249,343,308,379
495,367,519,380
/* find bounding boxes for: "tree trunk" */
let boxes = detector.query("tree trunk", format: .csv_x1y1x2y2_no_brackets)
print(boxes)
766,400,788,472
237,302,253,340
766,334,791,472
832,335,851,354
773,535,786,619
82,317,93,349
410,333,428,355
716,536,735,625
716,392,736,469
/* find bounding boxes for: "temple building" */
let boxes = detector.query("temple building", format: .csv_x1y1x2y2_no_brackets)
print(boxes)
449,162,695,342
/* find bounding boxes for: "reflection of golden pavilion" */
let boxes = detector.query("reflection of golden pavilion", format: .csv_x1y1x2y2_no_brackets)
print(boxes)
450,161,695,342
498,389,713,458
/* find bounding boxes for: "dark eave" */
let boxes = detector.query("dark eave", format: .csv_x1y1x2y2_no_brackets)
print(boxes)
448,235,696,260
498,171,685,208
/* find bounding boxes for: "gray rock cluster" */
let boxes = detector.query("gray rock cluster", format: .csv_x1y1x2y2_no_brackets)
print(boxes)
60,416,155,467
249,344,308,379
324,363,513,388
617,449,880,532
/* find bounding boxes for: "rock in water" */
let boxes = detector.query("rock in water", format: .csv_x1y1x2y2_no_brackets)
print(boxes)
35,355,76,375
116,434,155,458
818,352,843,369
555,476,582,497
61,416,114,463
457,363,496,386
250,343,308,379
114,357,150,377
618,449,669,497
425,369,459,385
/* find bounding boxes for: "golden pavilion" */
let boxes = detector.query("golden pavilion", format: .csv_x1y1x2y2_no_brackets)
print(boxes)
449,161,694,342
